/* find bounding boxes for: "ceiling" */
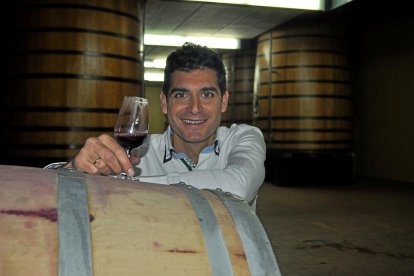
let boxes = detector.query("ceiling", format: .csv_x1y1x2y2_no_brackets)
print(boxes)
143,0,320,61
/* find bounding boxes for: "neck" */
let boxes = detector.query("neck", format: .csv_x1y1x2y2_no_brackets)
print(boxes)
171,134,216,163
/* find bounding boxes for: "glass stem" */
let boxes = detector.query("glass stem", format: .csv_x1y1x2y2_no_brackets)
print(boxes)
126,147,132,157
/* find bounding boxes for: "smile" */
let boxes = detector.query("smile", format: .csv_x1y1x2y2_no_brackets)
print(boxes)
182,119,206,125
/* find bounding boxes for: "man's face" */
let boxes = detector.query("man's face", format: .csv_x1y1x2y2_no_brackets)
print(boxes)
160,69,229,146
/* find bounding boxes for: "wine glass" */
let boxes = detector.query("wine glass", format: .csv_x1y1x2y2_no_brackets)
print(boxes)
113,96,149,177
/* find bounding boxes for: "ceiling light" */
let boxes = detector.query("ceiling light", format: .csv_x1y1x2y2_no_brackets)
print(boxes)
181,0,324,10
144,34,241,49
144,72,164,82
144,59,166,69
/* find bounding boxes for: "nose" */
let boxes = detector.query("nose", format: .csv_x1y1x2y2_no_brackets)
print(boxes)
188,95,201,114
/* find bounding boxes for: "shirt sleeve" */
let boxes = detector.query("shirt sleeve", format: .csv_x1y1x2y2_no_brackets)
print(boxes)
137,127,266,202
43,162,68,170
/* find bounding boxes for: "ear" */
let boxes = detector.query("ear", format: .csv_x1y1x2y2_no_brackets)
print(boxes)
160,92,168,114
221,91,229,113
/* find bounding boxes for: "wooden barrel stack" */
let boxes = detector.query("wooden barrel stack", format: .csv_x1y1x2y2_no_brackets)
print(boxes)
221,50,256,127
254,17,354,185
2,0,144,167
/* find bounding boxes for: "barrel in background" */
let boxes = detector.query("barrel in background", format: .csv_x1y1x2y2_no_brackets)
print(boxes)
2,0,144,167
254,17,354,185
221,49,256,127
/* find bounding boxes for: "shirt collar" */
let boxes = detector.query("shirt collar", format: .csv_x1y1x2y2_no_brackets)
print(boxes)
163,126,220,163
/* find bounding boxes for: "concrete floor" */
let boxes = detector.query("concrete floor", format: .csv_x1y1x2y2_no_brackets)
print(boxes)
256,178,414,275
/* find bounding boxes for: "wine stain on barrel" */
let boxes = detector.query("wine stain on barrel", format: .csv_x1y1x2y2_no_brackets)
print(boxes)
0,208,95,223
152,242,197,254
235,252,247,260
167,247,197,254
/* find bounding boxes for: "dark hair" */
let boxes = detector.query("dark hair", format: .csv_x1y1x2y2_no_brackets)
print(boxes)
162,42,226,95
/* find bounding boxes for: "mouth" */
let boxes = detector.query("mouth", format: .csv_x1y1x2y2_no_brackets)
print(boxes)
182,119,207,125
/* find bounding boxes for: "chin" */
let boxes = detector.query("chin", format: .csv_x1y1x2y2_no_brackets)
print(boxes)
183,136,206,143
179,133,209,143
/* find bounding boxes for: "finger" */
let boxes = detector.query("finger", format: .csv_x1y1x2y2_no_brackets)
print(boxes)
73,147,105,175
73,136,118,175
99,134,136,176
93,157,113,175
86,135,124,174
93,157,102,166
129,154,141,166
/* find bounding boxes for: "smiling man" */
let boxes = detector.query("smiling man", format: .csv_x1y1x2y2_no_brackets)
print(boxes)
59,43,266,205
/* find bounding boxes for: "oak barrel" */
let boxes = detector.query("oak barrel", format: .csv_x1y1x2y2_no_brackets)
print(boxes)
221,50,256,126
3,0,144,166
254,21,353,151
255,17,355,185
0,165,280,275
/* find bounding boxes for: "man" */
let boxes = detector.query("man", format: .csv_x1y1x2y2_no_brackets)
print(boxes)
56,43,266,204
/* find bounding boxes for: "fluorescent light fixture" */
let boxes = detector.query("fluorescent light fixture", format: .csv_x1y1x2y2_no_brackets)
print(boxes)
330,0,352,9
144,72,164,82
144,34,240,49
181,0,324,10
144,59,166,69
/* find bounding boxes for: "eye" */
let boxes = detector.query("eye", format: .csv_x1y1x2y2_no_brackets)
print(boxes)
171,91,188,99
201,91,216,99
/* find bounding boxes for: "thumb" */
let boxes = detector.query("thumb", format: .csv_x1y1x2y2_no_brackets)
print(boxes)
129,155,140,166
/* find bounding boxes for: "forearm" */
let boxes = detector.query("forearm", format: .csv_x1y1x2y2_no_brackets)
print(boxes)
138,163,264,202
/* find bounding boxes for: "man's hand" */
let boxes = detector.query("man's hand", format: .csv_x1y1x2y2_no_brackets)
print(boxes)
68,134,140,176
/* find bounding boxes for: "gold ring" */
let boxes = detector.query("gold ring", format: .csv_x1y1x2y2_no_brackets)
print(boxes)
93,157,102,166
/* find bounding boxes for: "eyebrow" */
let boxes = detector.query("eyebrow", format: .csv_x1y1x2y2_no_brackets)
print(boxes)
200,87,219,93
169,86,219,95
168,87,189,95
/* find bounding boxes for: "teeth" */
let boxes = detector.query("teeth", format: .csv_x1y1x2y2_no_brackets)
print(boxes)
183,119,204,124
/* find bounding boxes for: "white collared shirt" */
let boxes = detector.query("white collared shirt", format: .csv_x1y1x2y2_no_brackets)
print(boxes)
133,124,266,203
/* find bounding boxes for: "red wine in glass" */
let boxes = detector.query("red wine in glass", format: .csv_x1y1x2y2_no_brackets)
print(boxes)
114,96,149,158
114,132,148,154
